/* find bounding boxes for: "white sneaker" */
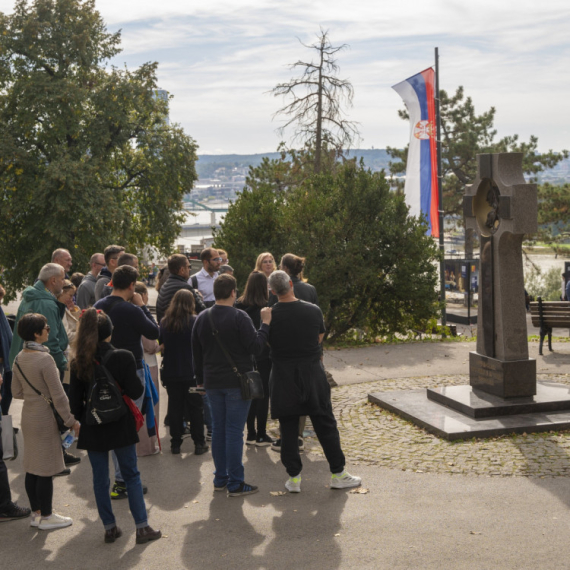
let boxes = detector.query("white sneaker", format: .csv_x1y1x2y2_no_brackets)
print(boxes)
330,471,361,489
285,474,301,493
30,512,41,528
38,512,73,530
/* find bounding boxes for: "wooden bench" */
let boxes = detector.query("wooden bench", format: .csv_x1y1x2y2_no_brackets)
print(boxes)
530,298,570,355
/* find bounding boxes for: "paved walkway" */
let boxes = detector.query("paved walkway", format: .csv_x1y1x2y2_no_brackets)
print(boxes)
3,339,570,568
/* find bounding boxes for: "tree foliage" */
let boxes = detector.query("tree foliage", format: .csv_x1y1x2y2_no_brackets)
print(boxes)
0,0,198,297
214,152,440,340
387,86,568,220
271,30,359,173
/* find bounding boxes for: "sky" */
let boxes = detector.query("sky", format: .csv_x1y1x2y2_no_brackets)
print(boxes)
2,0,569,155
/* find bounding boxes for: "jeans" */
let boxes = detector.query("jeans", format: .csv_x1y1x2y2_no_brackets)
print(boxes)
167,383,204,447
202,393,212,434
206,388,251,491
0,425,12,510
113,367,145,482
279,412,345,477
88,445,148,530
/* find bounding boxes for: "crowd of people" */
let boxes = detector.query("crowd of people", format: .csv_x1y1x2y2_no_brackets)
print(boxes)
0,245,361,543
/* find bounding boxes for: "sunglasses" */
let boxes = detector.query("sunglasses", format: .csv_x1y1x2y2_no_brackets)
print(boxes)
44,325,51,332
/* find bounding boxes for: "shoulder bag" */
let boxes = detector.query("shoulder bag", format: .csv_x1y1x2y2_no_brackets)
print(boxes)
207,308,264,400
14,358,68,433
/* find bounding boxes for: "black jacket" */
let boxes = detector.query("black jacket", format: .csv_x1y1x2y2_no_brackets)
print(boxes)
69,342,143,452
159,316,197,384
156,274,206,322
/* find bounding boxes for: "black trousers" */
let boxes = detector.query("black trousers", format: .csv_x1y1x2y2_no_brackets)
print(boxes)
0,425,12,510
25,473,53,516
279,410,345,477
246,359,271,438
166,383,205,447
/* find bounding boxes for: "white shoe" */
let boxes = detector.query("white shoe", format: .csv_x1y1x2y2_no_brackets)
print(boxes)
38,512,73,530
30,512,41,528
285,474,301,493
330,471,361,489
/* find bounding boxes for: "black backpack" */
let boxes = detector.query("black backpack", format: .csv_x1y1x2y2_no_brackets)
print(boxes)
85,352,126,426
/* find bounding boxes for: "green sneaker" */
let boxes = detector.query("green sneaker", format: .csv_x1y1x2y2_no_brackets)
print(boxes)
111,482,128,500
285,474,301,493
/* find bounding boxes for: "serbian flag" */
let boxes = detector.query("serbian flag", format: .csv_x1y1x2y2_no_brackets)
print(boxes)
392,68,440,237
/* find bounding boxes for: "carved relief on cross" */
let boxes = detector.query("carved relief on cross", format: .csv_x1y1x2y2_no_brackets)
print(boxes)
463,153,537,364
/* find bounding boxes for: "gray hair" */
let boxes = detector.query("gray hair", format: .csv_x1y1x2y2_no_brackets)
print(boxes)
219,265,234,275
51,248,70,261
268,270,292,296
38,263,64,283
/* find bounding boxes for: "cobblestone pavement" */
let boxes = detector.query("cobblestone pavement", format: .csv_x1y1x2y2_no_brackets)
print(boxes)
269,374,570,478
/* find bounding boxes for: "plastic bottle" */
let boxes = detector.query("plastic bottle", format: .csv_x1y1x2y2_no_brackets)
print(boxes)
61,429,76,449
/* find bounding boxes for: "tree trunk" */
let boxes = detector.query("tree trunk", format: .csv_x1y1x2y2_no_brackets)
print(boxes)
315,37,324,173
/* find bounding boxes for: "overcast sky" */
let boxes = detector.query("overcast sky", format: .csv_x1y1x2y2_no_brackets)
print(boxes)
2,0,569,155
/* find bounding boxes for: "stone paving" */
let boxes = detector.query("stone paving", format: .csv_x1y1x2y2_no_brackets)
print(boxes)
273,374,570,478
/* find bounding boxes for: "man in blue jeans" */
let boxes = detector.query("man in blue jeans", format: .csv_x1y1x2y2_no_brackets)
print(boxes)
192,274,272,496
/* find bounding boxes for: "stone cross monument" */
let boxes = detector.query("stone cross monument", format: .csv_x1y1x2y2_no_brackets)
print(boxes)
463,153,537,398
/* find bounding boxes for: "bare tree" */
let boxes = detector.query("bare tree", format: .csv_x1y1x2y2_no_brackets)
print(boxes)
271,30,359,173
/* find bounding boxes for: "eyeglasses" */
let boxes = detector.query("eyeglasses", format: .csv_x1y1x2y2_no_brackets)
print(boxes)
210,257,222,262
44,325,51,332
94,261,105,266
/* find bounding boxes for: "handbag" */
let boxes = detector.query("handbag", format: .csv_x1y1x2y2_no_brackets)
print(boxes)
15,359,68,433
1,415,18,461
207,308,264,400
112,374,144,432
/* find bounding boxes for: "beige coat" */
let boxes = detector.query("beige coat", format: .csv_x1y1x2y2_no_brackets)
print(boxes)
12,351,76,476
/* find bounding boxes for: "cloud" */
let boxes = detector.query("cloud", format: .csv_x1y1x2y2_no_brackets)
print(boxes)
1,0,568,152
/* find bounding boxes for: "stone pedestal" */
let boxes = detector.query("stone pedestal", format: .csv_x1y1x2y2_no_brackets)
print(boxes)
469,352,536,398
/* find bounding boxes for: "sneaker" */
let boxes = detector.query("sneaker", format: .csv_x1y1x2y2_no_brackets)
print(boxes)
171,445,181,455
285,474,302,493
195,444,209,456
63,450,81,466
246,434,256,445
0,502,31,522
182,424,192,438
111,481,127,500
135,525,162,544
214,483,227,492
228,482,259,497
54,468,71,477
38,512,73,530
271,438,304,452
111,482,148,499
30,512,41,527
206,431,212,441
330,471,362,489
255,435,274,447
104,525,123,543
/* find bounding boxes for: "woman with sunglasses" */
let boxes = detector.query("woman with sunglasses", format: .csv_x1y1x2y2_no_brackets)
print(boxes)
12,313,79,530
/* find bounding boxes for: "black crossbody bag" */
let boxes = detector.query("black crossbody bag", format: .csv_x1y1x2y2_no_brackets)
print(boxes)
15,358,68,433
207,308,264,400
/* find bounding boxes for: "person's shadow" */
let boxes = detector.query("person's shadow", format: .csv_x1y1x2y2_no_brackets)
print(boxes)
180,452,348,570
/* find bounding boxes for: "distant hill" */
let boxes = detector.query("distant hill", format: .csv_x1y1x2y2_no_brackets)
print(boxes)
195,149,395,179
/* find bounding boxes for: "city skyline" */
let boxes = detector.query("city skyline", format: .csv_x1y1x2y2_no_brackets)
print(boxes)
1,0,569,155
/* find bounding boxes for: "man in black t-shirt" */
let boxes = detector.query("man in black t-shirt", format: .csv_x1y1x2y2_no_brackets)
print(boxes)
267,270,361,494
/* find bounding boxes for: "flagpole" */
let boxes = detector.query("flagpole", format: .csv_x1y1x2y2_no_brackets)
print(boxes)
435,47,447,327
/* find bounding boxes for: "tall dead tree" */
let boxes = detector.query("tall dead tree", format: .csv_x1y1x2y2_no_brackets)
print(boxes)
271,30,359,173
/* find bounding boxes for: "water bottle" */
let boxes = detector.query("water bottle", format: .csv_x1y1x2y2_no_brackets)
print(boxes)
61,429,75,449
